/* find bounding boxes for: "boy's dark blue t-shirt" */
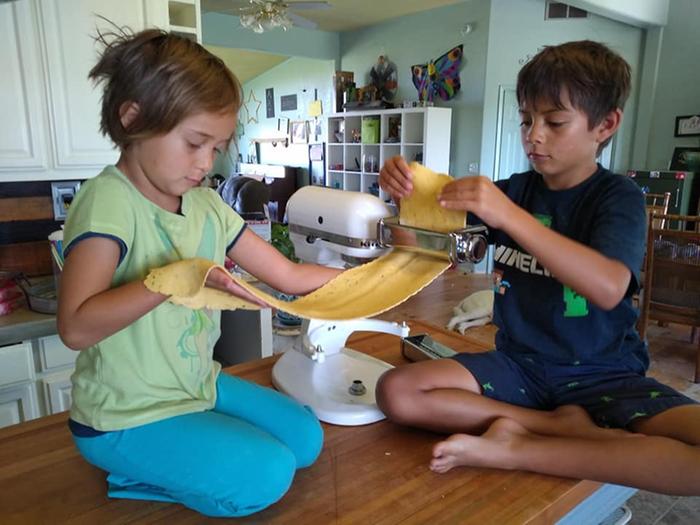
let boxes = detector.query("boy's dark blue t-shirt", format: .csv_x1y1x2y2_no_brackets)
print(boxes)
484,165,648,369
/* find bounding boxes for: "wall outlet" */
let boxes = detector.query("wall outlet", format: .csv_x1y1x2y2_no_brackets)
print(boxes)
51,181,81,221
468,162,479,174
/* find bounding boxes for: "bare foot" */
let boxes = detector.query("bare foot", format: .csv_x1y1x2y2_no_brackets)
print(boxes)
430,418,529,474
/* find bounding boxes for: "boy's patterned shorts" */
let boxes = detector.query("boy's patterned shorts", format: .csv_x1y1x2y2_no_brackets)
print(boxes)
452,350,697,428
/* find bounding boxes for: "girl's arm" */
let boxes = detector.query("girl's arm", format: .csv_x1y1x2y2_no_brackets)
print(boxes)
227,228,342,295
57,237,167,350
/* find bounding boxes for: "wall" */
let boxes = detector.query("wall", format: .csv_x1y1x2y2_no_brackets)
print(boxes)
567,0,668,27
236,56,335,172
202,12,340,64
339,0,491,178
479,0,644,181
644,0,700,169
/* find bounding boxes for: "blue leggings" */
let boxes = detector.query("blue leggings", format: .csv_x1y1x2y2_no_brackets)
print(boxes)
73,372,323,517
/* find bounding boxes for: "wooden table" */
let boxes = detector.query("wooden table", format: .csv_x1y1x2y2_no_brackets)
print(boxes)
0,321,602,524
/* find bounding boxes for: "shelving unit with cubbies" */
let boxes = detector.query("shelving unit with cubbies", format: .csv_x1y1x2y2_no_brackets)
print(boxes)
325,107,451,201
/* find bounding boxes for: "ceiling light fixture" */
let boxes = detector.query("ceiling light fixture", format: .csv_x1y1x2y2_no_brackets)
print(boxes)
240,1,293,33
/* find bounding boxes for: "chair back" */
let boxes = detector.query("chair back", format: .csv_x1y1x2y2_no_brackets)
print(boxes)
639,213,700,340
644,192,671,229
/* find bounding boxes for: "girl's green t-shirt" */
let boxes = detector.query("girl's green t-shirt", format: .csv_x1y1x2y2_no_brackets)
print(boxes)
64,166,245,431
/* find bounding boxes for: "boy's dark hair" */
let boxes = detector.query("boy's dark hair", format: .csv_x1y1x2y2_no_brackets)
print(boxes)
89,25,242,148
516,40,631,150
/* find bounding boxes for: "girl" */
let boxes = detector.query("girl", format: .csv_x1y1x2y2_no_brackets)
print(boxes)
57,27,341,517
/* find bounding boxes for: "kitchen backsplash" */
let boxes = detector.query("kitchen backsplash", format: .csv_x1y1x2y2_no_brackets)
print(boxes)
0,181,68,276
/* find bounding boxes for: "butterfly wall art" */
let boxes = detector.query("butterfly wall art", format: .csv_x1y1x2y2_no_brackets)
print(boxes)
411,45,464,102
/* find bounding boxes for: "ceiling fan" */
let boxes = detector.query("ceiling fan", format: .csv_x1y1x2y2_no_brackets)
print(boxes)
237,1,331,33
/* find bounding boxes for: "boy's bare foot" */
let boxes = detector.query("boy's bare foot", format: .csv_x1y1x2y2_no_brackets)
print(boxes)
430,418,528,474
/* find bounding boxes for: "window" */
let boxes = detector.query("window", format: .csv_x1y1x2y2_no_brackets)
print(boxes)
545,2,588,20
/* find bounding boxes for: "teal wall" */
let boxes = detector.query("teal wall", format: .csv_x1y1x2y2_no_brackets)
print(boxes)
479,0,643,181
239,56,335,171
339,0,491,178
645,0,700,169
202,12,339,63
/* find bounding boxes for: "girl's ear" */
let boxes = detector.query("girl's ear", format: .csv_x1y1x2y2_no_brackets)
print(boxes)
119,101,140,129
596,108,622,145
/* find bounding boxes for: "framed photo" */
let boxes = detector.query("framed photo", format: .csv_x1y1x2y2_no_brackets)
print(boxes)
291,120,308,144
674,114,700,137
669,147,700,172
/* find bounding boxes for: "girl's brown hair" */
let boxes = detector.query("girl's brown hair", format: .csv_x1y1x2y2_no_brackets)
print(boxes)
517,40,631,148
89,25,242,148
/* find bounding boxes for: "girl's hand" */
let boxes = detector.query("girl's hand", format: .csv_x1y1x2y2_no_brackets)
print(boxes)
437,176,516,230
379,156,413,201
205,267,270,308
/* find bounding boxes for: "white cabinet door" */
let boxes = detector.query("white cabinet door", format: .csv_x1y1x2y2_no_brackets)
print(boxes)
42,370,73,414
0,384,40,428
38,0,148,168
38,0,170,169
0,0,49,171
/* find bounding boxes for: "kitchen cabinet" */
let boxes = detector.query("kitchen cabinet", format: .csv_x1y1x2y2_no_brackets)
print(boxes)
325,107,452,200
0,334,77,429
0,0,179,181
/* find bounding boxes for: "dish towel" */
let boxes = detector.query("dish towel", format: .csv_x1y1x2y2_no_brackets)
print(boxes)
447,290,494,335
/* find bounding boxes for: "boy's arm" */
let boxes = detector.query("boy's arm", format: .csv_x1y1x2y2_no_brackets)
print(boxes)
439,176,631,311
57,237,167,350
502,206,631,310
227,228,342,295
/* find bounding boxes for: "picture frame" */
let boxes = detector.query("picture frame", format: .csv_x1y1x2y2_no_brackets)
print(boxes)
674,114,700,137
669,146,700,172
290,120,308,144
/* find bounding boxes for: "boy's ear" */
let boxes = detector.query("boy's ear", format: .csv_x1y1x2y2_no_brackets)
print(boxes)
596,108,623,145
119,101,140,130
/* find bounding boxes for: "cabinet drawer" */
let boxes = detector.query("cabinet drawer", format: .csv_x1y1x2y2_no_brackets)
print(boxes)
0,342,34,387
38,335,77,371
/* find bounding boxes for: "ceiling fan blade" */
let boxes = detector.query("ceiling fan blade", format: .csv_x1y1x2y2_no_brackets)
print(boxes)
286,1,331,10
286,11,319,29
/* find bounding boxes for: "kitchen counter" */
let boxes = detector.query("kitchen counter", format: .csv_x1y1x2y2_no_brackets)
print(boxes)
0,306,57,346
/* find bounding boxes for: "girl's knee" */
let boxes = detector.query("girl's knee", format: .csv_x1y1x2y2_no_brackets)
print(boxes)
197,446,297,517
293,406,324,468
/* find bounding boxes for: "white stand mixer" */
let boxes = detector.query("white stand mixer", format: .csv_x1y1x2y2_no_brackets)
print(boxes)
271,186,487,426
271,318,409,426
272,186,403,426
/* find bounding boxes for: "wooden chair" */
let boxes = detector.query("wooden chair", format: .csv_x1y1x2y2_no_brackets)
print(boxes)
638,213,700,382
644,192,671,229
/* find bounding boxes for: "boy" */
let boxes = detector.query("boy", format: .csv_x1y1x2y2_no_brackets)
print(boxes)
376,40,700,495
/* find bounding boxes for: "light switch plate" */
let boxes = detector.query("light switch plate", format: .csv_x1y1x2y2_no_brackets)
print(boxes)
51,181,81,221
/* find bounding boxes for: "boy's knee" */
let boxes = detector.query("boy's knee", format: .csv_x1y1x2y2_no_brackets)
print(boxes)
376,369,416,424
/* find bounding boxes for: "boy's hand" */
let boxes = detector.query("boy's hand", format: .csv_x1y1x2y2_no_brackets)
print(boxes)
379,156,413,201
205,267,270,308
438,176,514,230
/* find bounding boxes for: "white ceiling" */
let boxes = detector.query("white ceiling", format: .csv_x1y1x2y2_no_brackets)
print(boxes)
201,0,467,33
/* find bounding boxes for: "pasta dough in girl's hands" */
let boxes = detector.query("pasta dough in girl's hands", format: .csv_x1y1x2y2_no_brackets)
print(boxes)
144,163,463,320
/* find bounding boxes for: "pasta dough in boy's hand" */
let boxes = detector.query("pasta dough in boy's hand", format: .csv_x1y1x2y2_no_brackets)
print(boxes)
399,162,465,233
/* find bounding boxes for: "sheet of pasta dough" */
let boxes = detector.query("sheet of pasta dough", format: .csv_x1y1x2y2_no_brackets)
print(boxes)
399,162,465,233
144,163,461,320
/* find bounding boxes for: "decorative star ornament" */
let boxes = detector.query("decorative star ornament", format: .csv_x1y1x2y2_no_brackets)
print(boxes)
244,90,262,124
